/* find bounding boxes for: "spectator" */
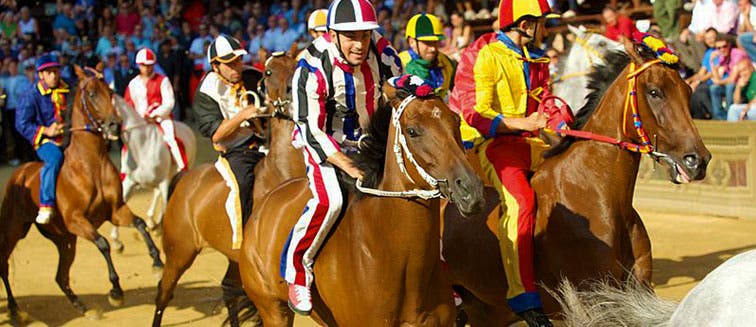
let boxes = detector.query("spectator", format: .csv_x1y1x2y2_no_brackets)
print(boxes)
178,21,195,51
653,0,683,39
53,3,79,36
17,6,38,42
602,5,638,42
130,25,151,50
1,59,31,165
114,53,137,96
727,60,756,120
189,24,212,72
673,0,739,73
95,25,118,60
0,12,17,39
262,15,279,51
247,23,265,63
709,34,751,120
97,6,116,37
141,6,158,39
442,11,472,61
269,16,300,52
0,38,16,60
115,1,140,37
124,39,138,65
102,51,118,88
75,38,97,68
687,28,719,119
737,0,756,61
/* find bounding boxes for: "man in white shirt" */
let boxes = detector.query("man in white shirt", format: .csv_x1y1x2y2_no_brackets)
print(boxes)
673,0,739,71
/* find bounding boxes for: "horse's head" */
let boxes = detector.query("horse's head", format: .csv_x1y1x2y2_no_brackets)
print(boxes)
383,80,485,216
621,38,711,183
259,49,297,117
567,25,624,67
74,64,120,140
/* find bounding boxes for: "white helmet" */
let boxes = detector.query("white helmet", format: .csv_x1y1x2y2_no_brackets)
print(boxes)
327,0,380,32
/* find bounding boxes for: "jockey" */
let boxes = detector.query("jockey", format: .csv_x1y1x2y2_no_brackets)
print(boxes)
449,0,556,326
193,34,265,249
399,13,456,100
307,9,328,40
124,48,187,173
15,53,69,224
283,0,402,315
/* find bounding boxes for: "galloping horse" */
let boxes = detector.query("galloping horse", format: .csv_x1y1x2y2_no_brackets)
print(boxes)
442,40,711,325
152,52,302,327
238,82,485,326
109,94,197,251
0,65,163,325
552,25,623,113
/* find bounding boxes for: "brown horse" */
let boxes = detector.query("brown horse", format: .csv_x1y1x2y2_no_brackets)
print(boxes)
441,40,712,325
0,65,163,325
238,83,485,326
152,52,303,327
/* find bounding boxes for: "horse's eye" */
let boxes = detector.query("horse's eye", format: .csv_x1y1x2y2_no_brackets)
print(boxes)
407,127,419,137
266,70,272,76
648,88,663,99
89,91,95,98
598,41,607,47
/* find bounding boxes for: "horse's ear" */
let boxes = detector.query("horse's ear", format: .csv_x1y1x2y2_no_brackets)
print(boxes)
259,47,268,65
383,82,400,107
95,61,104,72
74,64,86,80
622,37,645,65
567,25,581,36
288,42,298,58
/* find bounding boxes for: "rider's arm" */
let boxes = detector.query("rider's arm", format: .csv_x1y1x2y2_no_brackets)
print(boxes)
374,31,403,76
14,92,46,146
192,88,258,143
149,76,175,118
461,47,509,138
292,59,340,164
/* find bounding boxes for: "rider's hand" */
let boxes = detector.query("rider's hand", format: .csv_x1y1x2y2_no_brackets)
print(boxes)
43,122,63,137
525,112,548,131
241,105,260,120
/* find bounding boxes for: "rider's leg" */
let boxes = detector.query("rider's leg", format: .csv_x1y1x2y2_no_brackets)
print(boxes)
159,119,187,171
283,147,345,314
478,137,545,317
36,142,64,224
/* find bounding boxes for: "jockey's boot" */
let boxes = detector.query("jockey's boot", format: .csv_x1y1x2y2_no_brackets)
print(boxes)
287,284,312,316
518,308,553,327
35,207,54,224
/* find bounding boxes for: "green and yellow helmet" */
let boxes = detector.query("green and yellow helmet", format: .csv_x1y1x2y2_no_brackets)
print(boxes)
405,13,445,41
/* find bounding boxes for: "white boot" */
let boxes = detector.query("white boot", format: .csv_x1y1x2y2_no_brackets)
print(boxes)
35,207,54,224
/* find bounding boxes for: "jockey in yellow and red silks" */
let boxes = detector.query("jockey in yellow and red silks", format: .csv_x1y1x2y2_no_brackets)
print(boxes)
448,0,556,326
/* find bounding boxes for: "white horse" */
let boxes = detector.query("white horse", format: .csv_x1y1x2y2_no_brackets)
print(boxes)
552,25,624,114
551,249,756,326
111,94,196,251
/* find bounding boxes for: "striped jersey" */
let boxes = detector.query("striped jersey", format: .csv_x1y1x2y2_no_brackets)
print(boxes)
292,31,402,164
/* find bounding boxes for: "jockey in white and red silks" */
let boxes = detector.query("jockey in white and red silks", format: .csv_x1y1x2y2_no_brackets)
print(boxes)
123,48,187,174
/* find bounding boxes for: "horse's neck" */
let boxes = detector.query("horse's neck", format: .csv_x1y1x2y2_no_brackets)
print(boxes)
563,46,592,74
269,117,294,150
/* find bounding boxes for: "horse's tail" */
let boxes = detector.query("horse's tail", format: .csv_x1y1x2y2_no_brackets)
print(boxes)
546,277,678,327
167,170,188,201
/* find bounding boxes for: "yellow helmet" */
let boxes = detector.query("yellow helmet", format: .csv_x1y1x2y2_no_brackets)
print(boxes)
308,9,328,32
497,0,557,29
405,13,445,41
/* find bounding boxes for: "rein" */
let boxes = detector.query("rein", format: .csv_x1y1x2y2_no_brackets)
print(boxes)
68,68,108,136
543,59,665,157
355,95,446,200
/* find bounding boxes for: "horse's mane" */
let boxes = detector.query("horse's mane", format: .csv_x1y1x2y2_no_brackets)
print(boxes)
543,50,630,158
339,88,415,193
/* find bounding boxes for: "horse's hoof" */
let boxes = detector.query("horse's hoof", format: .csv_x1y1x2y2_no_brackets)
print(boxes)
108,294,124,307
9,309,31,326
84,306,103,320
152,265,164,280
113,241,124,254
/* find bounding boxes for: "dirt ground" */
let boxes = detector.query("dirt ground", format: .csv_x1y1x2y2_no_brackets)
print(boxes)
1,144,755,326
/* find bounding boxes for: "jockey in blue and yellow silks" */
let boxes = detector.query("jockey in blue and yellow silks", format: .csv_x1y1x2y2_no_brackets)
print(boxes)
398,13,455,100
449,0,557,326
15,53,69,225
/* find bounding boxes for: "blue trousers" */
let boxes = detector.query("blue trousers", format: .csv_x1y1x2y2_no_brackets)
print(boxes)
36,142,63,208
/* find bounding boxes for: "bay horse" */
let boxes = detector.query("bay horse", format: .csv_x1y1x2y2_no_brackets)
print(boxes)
151,51,302,327
109,94,197,252
0,65,163,325
238,82,485,326
442,40,711,325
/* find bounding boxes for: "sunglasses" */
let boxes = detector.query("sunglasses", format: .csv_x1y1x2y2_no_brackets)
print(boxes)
716,45,730,50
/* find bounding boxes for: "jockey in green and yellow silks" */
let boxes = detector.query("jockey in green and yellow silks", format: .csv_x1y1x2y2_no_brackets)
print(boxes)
399,13,455,100
448,0,558,326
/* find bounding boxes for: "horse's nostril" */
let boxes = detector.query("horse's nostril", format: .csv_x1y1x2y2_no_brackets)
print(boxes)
683,154,699,170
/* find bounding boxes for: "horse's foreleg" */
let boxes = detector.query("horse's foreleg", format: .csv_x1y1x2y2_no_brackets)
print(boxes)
134,216,164,270
92,235,125,307
145,188,161,229
155,178,171,226
627,209,652,286
153,238,200,327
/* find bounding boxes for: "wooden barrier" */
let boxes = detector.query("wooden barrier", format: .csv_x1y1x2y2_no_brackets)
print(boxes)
634,120,756,219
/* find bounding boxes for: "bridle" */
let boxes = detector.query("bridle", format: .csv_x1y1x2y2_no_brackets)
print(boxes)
553,32,608,83
542,59,668,160
355,95,447,200
256,53,292,119
68,67,116,139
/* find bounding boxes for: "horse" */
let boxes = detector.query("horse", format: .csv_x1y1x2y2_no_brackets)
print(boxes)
0,65,163,325
151,51,302,327
552,249,756,326
441,39,711,325
109,94,197,252
552,25,624,114
238,81,486,326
